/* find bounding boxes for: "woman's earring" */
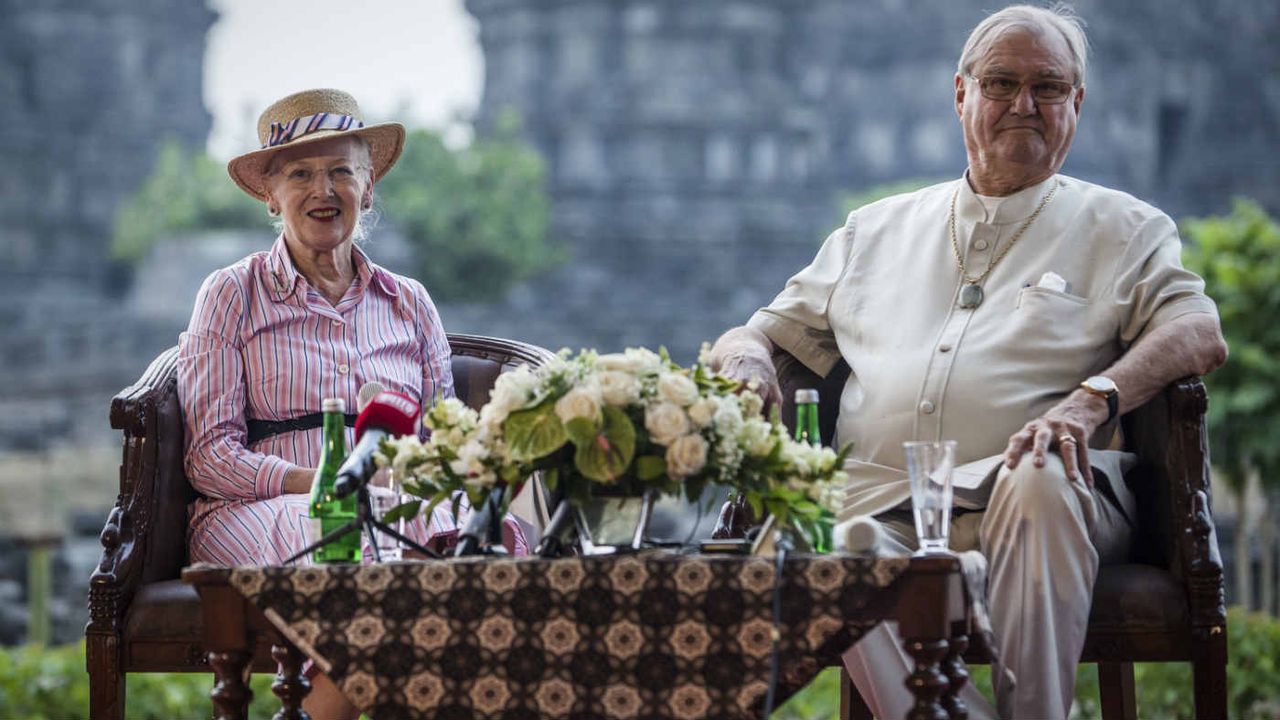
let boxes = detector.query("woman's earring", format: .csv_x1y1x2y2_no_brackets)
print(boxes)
267,204,280,217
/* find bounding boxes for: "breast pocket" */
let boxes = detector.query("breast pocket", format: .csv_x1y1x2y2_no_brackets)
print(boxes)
1010,287,1099,372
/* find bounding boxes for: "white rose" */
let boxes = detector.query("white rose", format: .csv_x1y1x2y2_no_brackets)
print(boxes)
489,367,537,414
657,372,699,407
595,353,642,374
738,418,776,457
687,397,719,428
597,370,641,406
624,347,665,375
645,402,690,446
665,433,708,478
554,386,602,424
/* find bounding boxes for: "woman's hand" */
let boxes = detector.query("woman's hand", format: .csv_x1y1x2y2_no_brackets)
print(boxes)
283,466,317,495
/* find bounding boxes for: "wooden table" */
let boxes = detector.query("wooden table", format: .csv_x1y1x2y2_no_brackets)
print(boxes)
183,552,983,720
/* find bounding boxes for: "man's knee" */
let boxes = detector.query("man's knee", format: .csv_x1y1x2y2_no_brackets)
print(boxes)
985,454,1087,526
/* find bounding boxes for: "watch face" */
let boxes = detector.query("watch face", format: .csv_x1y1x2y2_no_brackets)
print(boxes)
1085,376,1117,394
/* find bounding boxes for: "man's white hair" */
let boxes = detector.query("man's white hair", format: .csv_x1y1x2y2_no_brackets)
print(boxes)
957,3,1090,86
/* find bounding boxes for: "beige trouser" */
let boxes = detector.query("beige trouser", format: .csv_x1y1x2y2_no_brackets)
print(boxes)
842,454,1134,720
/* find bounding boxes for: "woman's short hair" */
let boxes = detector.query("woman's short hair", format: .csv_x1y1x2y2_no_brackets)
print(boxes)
957,3,1090,86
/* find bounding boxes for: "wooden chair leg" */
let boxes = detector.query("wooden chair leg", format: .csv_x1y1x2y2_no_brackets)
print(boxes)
1098,662,1137,720
87,634,125,720
840,666,875,720
1192,629,1228,720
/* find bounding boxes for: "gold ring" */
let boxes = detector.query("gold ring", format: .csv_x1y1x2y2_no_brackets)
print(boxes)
1058,434,1076,445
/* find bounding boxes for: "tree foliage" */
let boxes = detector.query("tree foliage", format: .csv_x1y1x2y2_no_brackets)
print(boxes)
111,118,561,302
377,117,562,301
110,138,265,263
1181,199,1280,490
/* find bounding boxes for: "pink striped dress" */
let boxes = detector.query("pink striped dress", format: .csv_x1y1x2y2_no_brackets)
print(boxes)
179,235,526,565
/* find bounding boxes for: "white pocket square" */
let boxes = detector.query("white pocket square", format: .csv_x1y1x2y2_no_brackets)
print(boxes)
1036,271,1068,293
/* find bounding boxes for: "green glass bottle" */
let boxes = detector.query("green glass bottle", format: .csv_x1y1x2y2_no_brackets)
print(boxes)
309,398,360,564
794,388,821,447
794,389,832,552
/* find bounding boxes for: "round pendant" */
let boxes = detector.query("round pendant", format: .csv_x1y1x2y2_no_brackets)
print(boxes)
959,283,984,309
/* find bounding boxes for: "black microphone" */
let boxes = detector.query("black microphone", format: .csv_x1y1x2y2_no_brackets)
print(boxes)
332,391,419,499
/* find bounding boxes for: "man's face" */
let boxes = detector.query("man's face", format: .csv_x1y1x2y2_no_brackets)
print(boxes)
955,26,1084,186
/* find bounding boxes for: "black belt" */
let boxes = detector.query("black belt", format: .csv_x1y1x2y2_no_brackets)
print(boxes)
246,413,357,444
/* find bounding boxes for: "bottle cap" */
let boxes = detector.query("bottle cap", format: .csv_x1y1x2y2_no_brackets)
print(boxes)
322,398,346,413
794,389,820,404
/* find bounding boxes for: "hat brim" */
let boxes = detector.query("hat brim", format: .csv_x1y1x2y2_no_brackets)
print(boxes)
226,122,405,202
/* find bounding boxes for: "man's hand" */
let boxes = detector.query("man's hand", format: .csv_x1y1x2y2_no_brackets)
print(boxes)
706,326,783,411
1003,389,1110,486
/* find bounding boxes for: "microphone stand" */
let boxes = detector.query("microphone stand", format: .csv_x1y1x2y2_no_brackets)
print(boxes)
284,480,440,565
454,487,509,557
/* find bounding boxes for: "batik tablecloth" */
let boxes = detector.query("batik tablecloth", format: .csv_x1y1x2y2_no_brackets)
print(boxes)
227,551,989,719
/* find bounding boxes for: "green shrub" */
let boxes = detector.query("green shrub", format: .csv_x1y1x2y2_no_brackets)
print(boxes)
0,641,277,720
774,607,1280,719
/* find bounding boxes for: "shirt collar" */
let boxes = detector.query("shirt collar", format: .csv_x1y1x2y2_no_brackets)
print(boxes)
264,234,303,302
351,242,401,299
955,171,1059,226
263,234,400,303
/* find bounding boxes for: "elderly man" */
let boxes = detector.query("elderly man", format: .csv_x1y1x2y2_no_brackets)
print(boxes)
708,4,1226,718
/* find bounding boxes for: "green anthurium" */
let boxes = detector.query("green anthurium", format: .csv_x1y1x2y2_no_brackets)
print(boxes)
564,416,600,446
574,406,636,482
504,401,568,461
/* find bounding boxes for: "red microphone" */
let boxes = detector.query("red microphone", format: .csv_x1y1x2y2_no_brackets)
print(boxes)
334,391,420,498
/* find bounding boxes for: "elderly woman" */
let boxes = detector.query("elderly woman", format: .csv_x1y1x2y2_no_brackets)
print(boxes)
179,89,524,717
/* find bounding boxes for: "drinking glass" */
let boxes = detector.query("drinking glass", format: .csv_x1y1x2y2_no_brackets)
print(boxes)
368,469,406,561
903,440,956,555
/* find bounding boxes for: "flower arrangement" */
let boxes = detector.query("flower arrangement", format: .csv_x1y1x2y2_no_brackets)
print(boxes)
378,347,849,548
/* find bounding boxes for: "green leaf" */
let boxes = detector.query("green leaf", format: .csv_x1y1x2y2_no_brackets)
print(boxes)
564,416,600,446
380,499,422,524
574,405,636,482
504,401,568,461
634,455,666,481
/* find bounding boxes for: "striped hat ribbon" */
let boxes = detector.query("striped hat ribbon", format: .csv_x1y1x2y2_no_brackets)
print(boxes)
264,113,363,148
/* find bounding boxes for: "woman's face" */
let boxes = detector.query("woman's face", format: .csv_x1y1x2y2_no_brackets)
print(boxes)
264,135,373,255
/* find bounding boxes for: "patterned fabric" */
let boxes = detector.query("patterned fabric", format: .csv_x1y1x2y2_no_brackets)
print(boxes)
266,112,361,147
224,552,991,719
179,234,467,565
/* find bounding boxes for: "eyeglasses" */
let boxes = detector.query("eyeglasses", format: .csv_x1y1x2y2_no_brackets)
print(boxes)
970,75,1077,104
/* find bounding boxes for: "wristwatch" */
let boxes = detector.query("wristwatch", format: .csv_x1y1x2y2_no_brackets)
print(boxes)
1080,376,1119,424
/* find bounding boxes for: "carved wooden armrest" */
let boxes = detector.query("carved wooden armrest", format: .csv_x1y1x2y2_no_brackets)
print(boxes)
88,347,180,633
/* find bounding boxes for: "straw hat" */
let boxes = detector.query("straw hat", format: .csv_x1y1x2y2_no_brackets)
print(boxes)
227,88,405,202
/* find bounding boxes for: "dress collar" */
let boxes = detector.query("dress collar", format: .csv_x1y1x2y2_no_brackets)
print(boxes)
263,234,400,303
954,172,1059,226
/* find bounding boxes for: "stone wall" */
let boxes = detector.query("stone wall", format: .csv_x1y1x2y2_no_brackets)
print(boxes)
460,0,1280,360
0,0,214,644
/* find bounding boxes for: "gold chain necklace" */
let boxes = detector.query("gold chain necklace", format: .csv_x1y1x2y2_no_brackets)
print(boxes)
949,179,1059,309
